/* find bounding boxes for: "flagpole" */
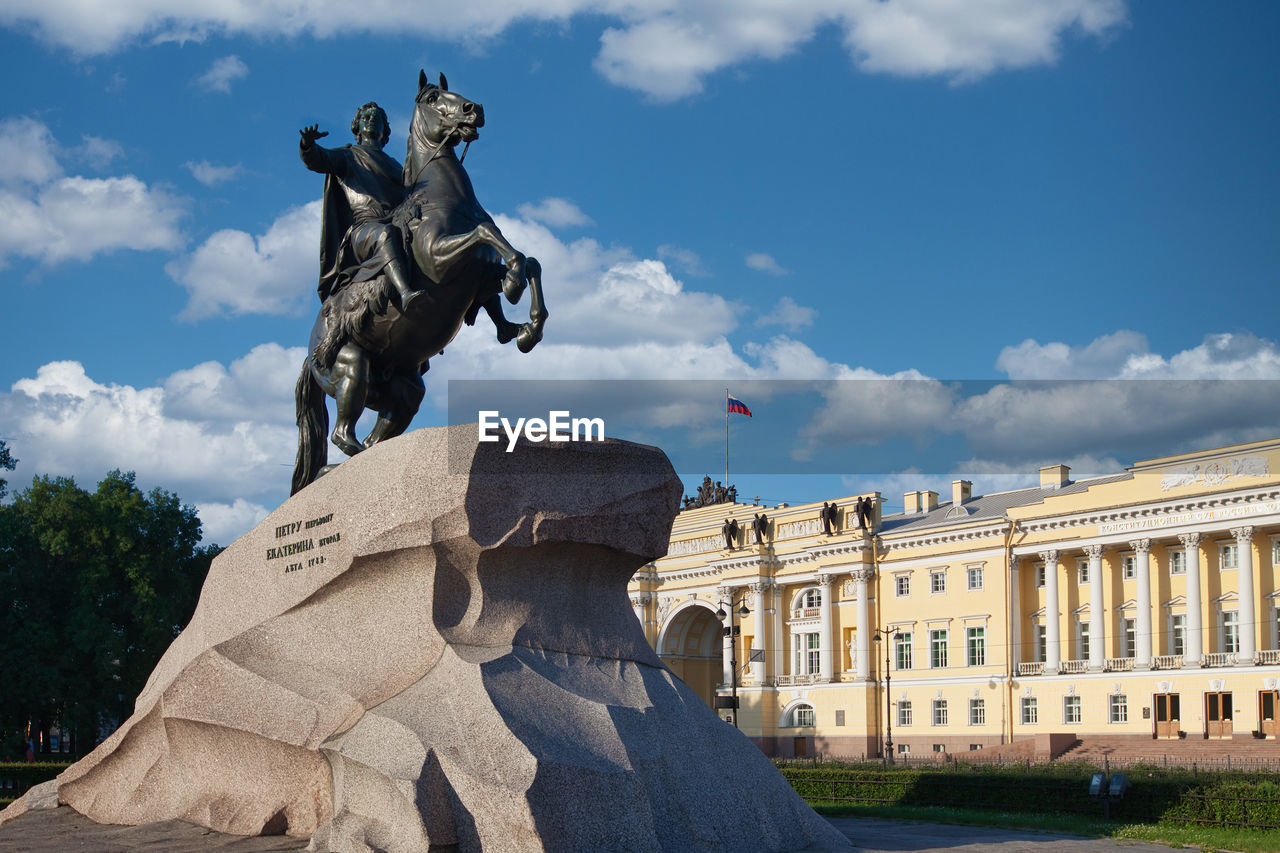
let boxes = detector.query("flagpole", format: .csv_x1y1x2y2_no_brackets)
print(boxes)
724,388,730,490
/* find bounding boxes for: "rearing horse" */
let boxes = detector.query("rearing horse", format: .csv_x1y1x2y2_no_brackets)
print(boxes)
291,71,548,494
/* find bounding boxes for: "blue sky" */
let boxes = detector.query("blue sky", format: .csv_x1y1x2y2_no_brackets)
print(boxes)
1,1,1278,543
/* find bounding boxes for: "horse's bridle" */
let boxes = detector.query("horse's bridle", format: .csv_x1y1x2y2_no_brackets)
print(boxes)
404,91,472,187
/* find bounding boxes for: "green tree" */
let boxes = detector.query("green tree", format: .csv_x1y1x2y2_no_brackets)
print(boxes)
0,470,218,757
0,439,15,500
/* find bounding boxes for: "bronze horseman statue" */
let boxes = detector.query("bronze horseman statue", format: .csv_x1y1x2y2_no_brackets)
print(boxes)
291,72,548,494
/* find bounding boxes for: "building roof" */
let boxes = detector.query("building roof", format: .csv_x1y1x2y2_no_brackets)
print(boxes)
879,472,1134,535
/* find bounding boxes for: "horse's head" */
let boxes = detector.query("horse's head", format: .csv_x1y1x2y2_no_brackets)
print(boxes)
411,70,484,149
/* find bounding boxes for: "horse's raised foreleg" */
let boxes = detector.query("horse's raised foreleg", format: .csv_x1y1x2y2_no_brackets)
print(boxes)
331,344,371,457
423,222,527,303
516,257,548,353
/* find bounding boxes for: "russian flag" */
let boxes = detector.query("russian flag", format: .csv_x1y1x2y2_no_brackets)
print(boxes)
727,394,752,417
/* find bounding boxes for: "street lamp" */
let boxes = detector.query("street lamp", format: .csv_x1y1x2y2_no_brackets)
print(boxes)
872,627,903,765
716,596,751,728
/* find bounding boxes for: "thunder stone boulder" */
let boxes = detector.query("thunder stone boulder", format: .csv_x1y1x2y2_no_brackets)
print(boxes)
9,426,849,852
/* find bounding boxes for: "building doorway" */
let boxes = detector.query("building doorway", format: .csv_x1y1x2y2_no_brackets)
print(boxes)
1205,692,1233,739
1260,690,1280,739
1153,693,1180,739
658,604,723,709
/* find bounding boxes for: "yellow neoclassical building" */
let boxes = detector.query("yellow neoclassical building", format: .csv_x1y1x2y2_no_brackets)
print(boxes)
628,438,1280,759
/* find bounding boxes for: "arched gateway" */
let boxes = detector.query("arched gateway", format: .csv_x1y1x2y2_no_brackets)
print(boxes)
657,601,723,708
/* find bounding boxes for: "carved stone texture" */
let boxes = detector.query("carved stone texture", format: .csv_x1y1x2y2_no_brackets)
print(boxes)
11,426,847,853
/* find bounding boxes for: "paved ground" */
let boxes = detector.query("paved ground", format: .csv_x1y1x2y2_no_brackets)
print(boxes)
0,807,1194,851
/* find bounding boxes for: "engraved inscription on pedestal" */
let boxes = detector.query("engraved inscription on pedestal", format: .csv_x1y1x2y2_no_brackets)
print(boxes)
266,511,342,574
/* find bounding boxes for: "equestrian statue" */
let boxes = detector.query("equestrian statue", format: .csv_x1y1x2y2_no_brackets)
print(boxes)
291,71,548,494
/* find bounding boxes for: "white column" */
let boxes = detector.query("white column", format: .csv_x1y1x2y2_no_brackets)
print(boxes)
818,574,835,682
1233,526,1256,661
1180,532,1203,665
717,585,734,686
629,593,651,639
1132,538,1153,669
852,567,874,680
771,584,784,682
1039,550,1061,671
750,581,767,682
1084,545,1105,670
1010,561,1021,662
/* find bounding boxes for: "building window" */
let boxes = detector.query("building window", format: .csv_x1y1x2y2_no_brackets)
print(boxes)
1122,618,1136,659
1035,563,1045,588
791,704,815,727
1035,624,1047,663
1222,611,1240,654
930,629,949,668
969,698,985,725
897,700,912,727
1122,555,1135,580
933,743,946,753
931,570,946,594
897,743,910,755
932,700,948,726
1021,697,1038,725
895,633,913,670
895,575,910,597
1109,694,1128,723
1170,614,1185,656
796,587,822,610
1221,543,1238,571
1170,550,1185,575
793,632,821,675
967,564,983,590
1077,621,1090,660
966,627,986,666
1077,559,1089,584
1064,695,1082,725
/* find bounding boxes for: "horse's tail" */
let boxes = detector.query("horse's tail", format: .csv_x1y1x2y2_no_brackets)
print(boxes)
290,356,328,496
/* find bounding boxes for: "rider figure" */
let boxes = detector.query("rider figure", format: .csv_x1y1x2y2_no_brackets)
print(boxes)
299,102,421,312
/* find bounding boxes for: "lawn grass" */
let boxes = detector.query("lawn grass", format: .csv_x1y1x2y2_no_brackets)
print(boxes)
812,801,1280,852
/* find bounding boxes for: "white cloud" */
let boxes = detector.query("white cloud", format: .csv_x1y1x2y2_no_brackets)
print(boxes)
80,135,125,169
1,348,306,542
0,116,185,266
1,1,1128,99
746,252,788,276
193,55,248,93
195,498,271,546
515,197,592,228
841,0,1127,83
997,330,1280,380
0,116,64,185
185,159,243,186
756,296,815,332
167,200,320,319
1118,332,1280,379
996,329,1150,379
656,244,708,278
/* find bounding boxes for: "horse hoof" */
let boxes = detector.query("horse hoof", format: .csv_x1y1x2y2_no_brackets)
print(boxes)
502,271,526,304
516,324,542,353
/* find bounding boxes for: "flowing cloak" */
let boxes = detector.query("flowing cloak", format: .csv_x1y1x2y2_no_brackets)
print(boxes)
303,142,407,303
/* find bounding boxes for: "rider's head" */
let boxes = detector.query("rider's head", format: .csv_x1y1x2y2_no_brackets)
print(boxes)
351,102,391,149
